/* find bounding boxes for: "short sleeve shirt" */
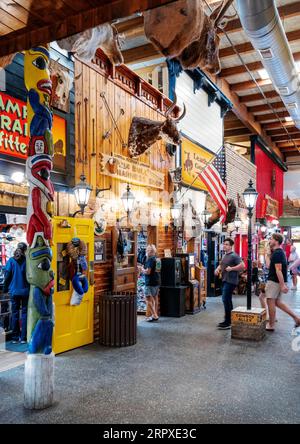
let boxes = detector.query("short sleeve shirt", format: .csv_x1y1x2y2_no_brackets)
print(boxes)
220,252,242,286
144,256,160,286
268,248,287,283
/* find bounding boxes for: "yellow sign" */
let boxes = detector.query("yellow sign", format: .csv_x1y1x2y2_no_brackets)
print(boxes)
181,137,215,191
231,312,266,325
101,153,165,190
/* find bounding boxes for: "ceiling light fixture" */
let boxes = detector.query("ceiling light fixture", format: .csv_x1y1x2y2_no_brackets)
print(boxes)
258,68,269,80
11,171,25,184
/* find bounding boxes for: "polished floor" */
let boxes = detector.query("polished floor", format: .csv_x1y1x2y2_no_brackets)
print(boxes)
0,290,300,424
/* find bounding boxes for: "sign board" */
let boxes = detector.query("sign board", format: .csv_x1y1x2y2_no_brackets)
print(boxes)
181,137,215,191
100,153,165,190
231,307,267,325
262,194,279,218
0,91,66,162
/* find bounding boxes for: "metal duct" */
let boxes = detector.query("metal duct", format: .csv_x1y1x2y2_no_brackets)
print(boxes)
236,0,300,129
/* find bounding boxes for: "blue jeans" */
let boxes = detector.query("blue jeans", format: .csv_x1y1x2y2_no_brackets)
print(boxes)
222,282,236,325
11,295,28,341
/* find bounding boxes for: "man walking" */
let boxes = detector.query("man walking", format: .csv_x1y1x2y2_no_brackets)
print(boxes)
265,233,300,331
215,238,245,330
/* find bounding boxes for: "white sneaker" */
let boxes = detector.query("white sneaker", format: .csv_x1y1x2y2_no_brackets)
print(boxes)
291,286,297,290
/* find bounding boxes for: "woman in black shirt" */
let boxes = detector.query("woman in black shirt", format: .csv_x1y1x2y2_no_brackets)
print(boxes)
139,244,160,322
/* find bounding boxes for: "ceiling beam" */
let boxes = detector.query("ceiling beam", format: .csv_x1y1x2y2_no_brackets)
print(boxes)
272,134,300,142
231,79,272,92
220,28,300,59
239,91,279,104
267,127,299,136
224,119,247,130
224,135,252,143
248,101,285,114
0,0,179,57
216,77,283,159
220,51,300,78
263,121,296,130
220,1,300,35
277,141,300,148
255,111,290,122
224,128,252,137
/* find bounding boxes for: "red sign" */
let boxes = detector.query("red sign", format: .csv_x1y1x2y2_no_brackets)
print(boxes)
0,92,28,159
0,92,66,162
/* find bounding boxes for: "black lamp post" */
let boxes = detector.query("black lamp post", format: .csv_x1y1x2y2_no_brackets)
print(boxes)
242,180,258,310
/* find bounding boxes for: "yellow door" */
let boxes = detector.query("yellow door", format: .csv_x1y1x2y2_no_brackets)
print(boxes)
52,216,94,354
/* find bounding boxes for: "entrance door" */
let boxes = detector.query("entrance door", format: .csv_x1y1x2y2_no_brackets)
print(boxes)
52,216,94,354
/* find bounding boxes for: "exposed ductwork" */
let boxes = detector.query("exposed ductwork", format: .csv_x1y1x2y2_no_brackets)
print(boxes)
236,0,300,129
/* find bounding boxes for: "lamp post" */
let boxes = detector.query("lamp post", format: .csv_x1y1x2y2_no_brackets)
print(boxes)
121,183,135,223
72,174,92,217
234,214,242,232
243,180,258,310
202,209,211,229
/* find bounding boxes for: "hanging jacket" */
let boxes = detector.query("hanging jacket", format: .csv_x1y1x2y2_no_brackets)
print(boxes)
3,256,29,297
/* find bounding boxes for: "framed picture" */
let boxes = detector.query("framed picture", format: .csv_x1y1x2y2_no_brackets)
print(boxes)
94,239,106,263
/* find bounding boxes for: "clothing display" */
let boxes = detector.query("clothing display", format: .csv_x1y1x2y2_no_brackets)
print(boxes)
136,231,147,313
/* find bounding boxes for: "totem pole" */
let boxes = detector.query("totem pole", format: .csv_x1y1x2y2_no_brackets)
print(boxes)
23,46,55,409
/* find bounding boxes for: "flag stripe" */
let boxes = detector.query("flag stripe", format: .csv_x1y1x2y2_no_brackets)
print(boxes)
202,167,227,210
201,170,227,214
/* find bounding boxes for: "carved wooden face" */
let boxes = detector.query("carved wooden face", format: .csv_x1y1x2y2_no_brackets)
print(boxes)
26,234,54,295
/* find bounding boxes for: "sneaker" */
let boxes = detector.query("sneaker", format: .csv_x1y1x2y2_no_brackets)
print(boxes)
11,339,19,344
20,340,27,344
291,287,297,291
218,322,231,330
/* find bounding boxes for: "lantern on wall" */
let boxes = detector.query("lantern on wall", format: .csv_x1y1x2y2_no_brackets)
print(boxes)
121,183,136,215
73,174,92,216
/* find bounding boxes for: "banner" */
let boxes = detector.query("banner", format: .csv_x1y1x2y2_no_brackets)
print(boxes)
100,153,165,190
181,137,215,191
0,91,66,161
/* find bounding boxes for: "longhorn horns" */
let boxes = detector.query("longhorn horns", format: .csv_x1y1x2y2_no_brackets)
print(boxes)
165,90,186,121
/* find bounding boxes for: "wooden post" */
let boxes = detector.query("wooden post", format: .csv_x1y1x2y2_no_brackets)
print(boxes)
23,46,55,409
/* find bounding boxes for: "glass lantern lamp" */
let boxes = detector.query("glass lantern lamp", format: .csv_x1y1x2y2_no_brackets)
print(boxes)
234,214,242,232
121,183,135,215
242,179,258,213
73,174,92,216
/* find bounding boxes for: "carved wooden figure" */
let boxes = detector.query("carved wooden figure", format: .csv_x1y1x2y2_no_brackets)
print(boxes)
24,46,55,409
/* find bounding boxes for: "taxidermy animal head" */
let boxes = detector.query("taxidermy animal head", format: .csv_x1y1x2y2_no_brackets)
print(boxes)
127,92,186,158
178,0,234,74
50,59,73,108
56,23,124,65
206,198,236,229
143,0,205,58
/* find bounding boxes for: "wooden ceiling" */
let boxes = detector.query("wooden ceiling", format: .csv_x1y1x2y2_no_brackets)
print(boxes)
0,0,178,57
115,0,300,161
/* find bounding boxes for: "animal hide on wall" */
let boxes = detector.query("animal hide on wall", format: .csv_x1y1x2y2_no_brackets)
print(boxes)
56,23,124,66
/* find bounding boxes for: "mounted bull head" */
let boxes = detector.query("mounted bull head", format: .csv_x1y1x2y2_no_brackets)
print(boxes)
206,198,236,229
178,0,235,74
127,93,186,158
144,0,205,58
56,23,124,66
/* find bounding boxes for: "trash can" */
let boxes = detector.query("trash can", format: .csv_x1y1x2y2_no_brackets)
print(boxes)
99,292,137,347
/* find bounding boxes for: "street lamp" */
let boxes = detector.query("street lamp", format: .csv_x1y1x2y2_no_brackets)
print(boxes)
202,209,212,229
121,183,136,217
171,203,181,220
234,214,242,232
255,221,260,233
243,180,258,310
72,174,92,217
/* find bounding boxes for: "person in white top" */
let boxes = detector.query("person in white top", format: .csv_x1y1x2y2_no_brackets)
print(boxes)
288,246,299,290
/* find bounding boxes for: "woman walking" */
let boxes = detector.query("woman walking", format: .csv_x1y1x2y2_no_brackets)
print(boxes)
288,246,299,290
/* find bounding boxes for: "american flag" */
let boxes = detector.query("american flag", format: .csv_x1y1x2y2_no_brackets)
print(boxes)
199,147,228,223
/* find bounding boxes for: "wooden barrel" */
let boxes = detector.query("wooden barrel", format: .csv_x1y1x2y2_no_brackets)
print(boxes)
99,292,137,347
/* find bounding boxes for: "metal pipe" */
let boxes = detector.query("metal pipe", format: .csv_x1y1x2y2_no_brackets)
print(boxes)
236,0,300,130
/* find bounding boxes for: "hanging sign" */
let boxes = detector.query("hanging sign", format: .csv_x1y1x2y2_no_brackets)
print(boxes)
181,137,215,191
262,194,279,218
100,153,165,190
0,91,66,161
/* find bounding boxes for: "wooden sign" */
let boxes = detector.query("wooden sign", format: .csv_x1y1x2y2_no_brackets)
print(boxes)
181,137,215,191
101,153,165,190
262,194,279,218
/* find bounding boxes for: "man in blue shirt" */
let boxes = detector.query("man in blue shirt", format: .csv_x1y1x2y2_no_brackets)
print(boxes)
3,242,29,343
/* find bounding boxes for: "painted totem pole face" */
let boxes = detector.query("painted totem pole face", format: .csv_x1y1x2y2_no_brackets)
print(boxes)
24,46,52,105
26,234,54,296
